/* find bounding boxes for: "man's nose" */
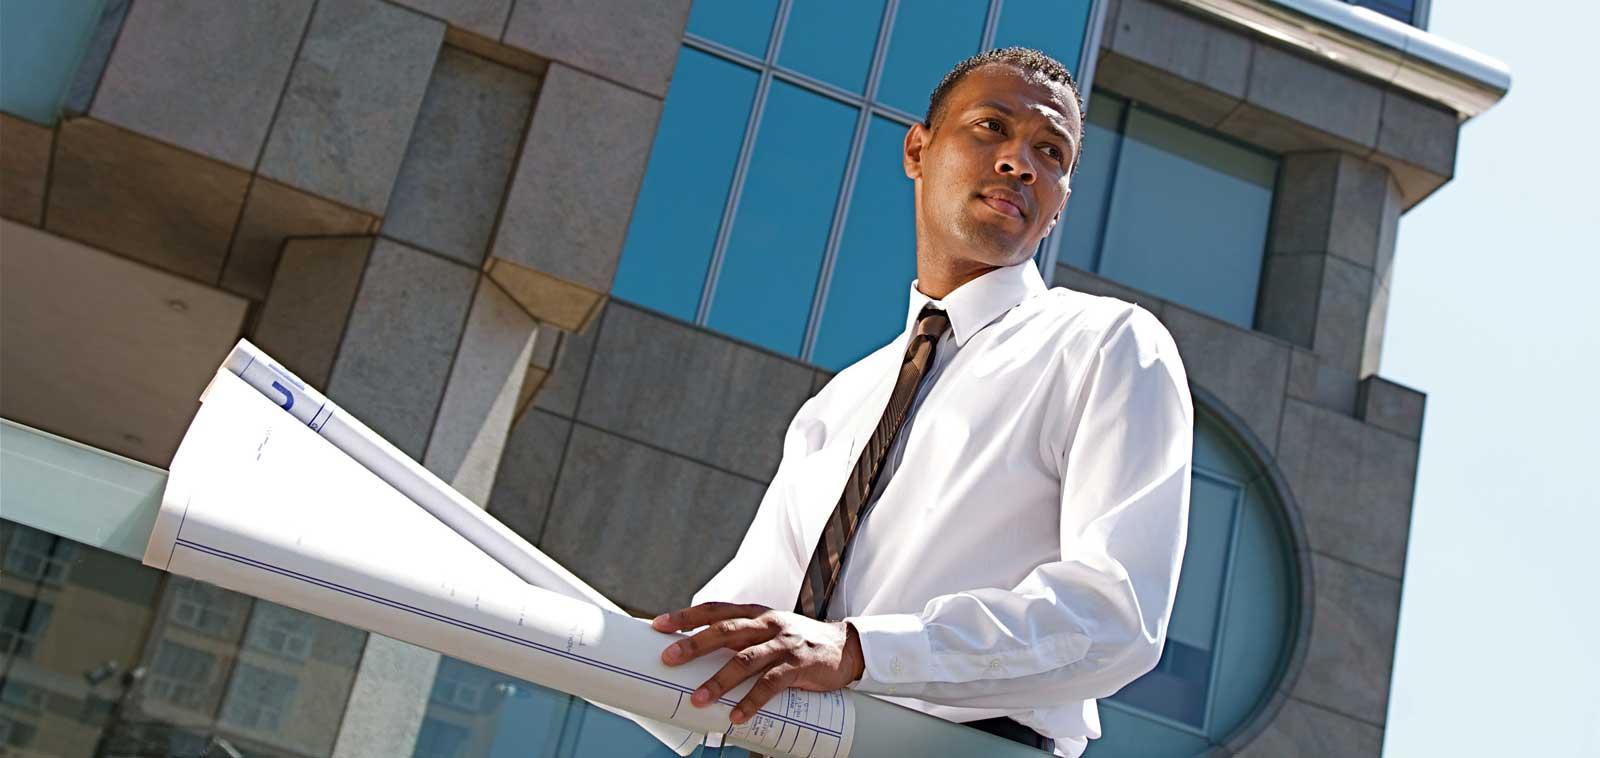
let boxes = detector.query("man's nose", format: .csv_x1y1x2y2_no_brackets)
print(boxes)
995,144,1036,184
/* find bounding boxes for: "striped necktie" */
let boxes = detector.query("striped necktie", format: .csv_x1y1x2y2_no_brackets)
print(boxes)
794,304,952,620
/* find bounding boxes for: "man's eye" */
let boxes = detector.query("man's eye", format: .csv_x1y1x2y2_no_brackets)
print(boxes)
979,119,1003,133
1043,145,1064,162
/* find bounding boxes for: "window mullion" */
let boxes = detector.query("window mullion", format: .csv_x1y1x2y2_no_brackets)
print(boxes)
696,0,796,326
801,0,900,363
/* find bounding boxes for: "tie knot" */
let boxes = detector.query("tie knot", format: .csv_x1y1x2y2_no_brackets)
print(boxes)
914,306,951,342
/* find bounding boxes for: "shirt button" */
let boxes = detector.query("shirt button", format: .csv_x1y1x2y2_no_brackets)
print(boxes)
988,658,1003,671
890,657,904,675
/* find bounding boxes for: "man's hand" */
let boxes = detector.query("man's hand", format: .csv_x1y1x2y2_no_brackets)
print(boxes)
652,602,866,724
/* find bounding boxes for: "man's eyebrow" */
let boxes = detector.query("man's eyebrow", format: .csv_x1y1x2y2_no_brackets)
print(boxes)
970,100,1075,145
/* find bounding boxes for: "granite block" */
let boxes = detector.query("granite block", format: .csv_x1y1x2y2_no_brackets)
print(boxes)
389,0,513,39
541,424,766,614
489,63,661,293
424,279,539,506
383,46,538,266
45,118,251,283
222,177,378,300
502,0,692,97
1161,303,1290,452
486,407,572,544
325,238,478,461
90,0,313,169
252,237,375,389
259,0,445,214
1277,398,1414,578
1292,553,1400,725
578,303,815,481
0,113,52,225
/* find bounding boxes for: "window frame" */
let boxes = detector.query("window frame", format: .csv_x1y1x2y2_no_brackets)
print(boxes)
655,0,1103,365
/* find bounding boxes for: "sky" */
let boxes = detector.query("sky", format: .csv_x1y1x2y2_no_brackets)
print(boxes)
1378,2,1599,755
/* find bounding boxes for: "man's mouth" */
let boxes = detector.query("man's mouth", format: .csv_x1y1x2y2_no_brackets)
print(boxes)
979,194,1024,219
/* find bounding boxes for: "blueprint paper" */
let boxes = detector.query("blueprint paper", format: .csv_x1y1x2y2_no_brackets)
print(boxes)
217,339,697,750
144,365,856,758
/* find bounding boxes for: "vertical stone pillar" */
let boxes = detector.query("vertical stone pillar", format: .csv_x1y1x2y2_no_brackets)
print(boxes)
1256,152,1402,377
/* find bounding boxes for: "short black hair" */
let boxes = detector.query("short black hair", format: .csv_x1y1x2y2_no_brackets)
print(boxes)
923,46,1086,172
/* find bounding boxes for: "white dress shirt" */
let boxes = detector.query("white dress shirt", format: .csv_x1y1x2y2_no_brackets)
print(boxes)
693,257,1194,756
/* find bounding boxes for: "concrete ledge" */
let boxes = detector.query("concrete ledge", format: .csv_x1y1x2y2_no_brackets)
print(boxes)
1099,0,1471,208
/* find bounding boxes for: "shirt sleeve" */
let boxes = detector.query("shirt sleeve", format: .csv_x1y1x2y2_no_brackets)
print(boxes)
843,306,1193,709
690,393,819,610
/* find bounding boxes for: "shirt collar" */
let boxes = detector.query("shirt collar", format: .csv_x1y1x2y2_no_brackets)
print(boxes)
903,256,1048,348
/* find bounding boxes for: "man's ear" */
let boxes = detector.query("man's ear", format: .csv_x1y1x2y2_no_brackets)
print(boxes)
904,122,929,180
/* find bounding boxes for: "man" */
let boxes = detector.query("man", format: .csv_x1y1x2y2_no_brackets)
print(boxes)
651,47,1193,757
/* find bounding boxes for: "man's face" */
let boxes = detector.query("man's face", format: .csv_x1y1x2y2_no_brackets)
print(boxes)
904,64,1082,267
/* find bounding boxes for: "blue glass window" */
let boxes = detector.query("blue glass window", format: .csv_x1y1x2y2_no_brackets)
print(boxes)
875,1,988,117
708,82,857,355
620,0,1097,367
778,0,888,94
992,0,1095,72
812,116,919,370
685,0,779,58
613,49,760,323
0,0,106,124
1059,90,1277,330
1058,91,1125,271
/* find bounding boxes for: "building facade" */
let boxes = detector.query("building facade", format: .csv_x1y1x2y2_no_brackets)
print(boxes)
0,0,1506,756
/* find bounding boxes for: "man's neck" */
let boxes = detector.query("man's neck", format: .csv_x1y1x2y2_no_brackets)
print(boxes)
914,254,1003,300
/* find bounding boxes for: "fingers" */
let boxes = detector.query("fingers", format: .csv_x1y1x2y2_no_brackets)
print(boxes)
730,663,799,724
691,639,788,707
652,602,768,633
662,616,775,665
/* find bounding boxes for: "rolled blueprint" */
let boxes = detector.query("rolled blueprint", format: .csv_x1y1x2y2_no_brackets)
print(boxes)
216,339,701,752
220,339,615,611
145,363,856,757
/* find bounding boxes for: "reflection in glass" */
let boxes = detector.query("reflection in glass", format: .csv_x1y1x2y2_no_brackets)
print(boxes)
1058,92,1126,271
1109,474,1240,727
778,0,888,94
874,0,987,116
708,81,857,356
615,48,761,324
813,116,919,371
1086,415,1299,754
1098,105,1276,328
685,0,780,58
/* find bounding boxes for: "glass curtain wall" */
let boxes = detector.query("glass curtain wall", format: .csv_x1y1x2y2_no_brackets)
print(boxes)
613,0,1095,372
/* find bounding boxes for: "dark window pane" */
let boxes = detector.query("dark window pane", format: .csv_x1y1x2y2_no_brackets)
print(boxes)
1057,92,1125,271
1097,106,1276,328
707,82,858,356
685,0,780,58
812,116,918,371
614,49,760,322
875,1,988,117
778,0,889,95
991,0,1095,74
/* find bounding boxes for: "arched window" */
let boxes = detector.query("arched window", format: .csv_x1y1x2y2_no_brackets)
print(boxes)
1086,404,1302,756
